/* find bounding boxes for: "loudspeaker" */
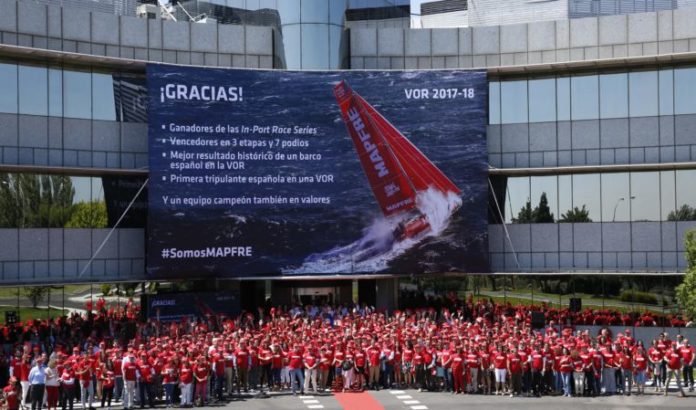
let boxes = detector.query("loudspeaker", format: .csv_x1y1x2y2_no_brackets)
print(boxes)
4,311,18,325
531,311,545,329
569,298,582,313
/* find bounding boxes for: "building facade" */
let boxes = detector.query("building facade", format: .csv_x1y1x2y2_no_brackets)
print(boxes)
0,0,695,311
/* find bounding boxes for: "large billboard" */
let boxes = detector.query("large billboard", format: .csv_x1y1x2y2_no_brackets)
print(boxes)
147,65,488,278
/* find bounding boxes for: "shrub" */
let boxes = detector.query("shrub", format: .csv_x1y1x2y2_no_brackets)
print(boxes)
619,291,658,305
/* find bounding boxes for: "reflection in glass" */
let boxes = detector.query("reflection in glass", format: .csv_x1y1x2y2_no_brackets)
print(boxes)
276,0,301,24
505,177,530,223
675,170,696,221
630,172,659,221
301,0,329,23
629,71,658,117
329,25,343,69
301,24,329,70
281,24,301,71
489,82,501,125
571,75,599,120
92,73,117,121
661,171,676,220
329,0,348,25
530,176,558,222
63,70,92,119
48,68,63,117
18,65,48,116
572,174,600,222
601,173,630,222
674,67,696,115
528,78,556,123
658,69,673,115
557,77,570,121
0,63,18,114
600,73,628,118
558,175,572,221
501,80,528,124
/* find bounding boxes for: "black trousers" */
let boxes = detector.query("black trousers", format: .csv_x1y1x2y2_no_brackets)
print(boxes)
60,386,75,410
31,384,45,410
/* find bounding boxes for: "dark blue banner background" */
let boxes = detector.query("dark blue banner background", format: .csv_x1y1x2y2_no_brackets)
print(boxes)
147,64,488,278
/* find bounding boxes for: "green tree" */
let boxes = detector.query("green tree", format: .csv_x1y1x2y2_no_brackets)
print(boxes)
676,229,696,322
24,286,50,309
668,204,696,221
532,192,555,223
65,201,108,228
513,200,534,223
559,205,593,223
0,173,75,228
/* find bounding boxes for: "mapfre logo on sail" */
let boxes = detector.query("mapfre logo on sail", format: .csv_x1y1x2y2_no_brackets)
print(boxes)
160,84,244,103
347,107,389,178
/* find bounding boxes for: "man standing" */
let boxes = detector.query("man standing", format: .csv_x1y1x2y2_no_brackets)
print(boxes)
679,339,694,392
366,340,382,391
136,354,153,408
121,355,138,410
665,342,686,397
27,357,46,410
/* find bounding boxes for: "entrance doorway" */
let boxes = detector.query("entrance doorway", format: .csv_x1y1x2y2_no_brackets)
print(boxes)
292,286,339,305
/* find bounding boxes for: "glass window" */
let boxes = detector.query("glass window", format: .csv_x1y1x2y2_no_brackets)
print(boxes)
328,25,344,69
48,68,62,117
71,176,91,205
281,24,301,69
18,65,48,116
501,80,528,124
571,75,599,120
557,77,570,121
658,69,673,115
676,170,696,219
489,82,501,125
301,0,329,23
63,70,92,119
301,24,329,70
329,0,347,25
630,172,659,221
505,177,530,223
601,173,630,222
0,63,18,114
629,71,658,117
277,0,301,24
530,176,558,222
600,73,628,118
92,73,116,121
660,170,676,220
558,175,572,221
258,0,277,9
572,174,600,222
528,78,556,122
674,67,696,115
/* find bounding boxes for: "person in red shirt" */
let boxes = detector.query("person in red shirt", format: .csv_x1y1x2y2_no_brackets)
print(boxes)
493,346,508,395
121,355,137,410
507,347,523,397
179,361,193,407
530,348,544,397
633,345,648,395
60,362,77,410
303,348,319,393
193,356,210,404
287,345,305,396
100,368,115,409
3,377,20,410
450,347,464,394
270,344,284,391
465,348,479,394
619,346,634,396
234,341,250,394
648,339,664,392
366,340,382,391
354,347,367,391
136,353,154,408
258,343,273,391
317,347,331,391
161,359,178,407
211,351,226,401
559,348,573,397
401,342,414,389
664,342,686,397
479,344,493,395
678,339,694,392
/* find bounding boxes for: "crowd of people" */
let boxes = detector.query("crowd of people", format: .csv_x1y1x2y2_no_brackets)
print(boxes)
0,295,693,410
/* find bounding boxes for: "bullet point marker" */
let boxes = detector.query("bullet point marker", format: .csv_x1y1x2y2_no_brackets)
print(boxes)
161,124,166,129
162,176,166,181
162,152,166,157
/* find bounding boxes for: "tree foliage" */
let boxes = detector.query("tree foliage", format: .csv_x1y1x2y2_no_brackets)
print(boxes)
676,229,696,321
65,200,108,228
24,287,50,309
559,205,593,223
513,192,555,223
668,204,696,221
0,174,75,228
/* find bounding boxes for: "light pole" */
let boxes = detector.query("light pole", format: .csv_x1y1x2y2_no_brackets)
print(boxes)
612,196,636,222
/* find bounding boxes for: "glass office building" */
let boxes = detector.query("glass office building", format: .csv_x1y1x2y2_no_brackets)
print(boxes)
0,0,695,313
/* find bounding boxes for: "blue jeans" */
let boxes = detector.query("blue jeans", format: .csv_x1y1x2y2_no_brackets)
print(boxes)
561,373,571,396
164,383,175,406
290,369,305,394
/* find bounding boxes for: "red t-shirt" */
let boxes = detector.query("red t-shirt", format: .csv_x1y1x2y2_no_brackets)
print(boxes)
679,346,694,363
355,351,366,367
235,349,249,370
451,353,463,371
560,356,573,373
303,352,317,368
3,385,18,410
162,365,176,384
493,353,507,369
122,361,137,381
179,367,193,384
271,351,285,369
193,363,209,380
531,352,543,371
634,355,647,371
666,349,682,370
288,352,303,370
367,347,381,367
508,353,522,373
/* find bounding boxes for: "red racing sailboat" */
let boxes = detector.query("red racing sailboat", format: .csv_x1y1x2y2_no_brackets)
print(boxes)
333,80,461,242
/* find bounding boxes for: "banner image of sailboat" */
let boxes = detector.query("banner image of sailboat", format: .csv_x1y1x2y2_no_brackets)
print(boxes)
334,80,461,244
283,80,463,274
